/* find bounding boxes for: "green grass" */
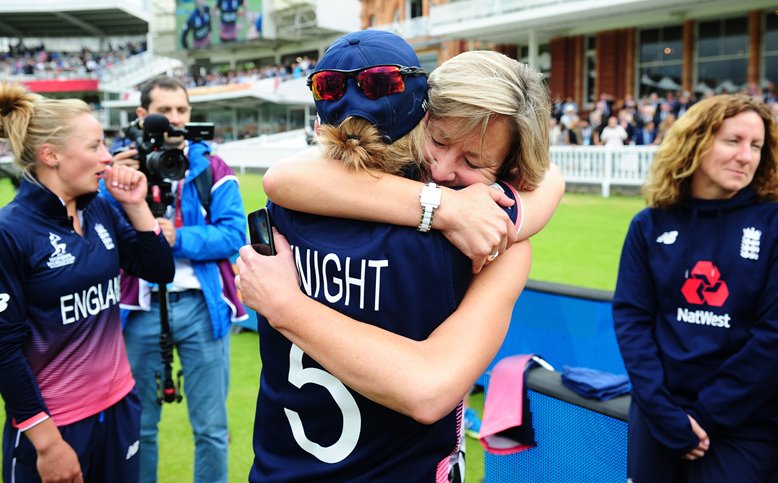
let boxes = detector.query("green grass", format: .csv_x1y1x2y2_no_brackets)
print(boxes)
530,193,645,291
0,174,645,481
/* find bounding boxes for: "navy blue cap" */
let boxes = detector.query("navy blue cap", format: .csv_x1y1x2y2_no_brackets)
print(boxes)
312,30,428,143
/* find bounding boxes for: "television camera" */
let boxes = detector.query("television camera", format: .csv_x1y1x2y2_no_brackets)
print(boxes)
120,114,214,217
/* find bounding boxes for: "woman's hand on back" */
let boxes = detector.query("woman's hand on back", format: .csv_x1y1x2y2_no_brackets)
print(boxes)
435,184,518,273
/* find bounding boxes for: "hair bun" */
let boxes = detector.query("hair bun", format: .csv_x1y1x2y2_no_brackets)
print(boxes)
0,83,37,159
0,82,36,119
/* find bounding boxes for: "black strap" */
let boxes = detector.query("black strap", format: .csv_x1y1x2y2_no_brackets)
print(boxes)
193,155,214,218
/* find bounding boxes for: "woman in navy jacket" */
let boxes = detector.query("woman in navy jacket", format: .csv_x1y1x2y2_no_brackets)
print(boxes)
0,82,173,482
614,95,778,482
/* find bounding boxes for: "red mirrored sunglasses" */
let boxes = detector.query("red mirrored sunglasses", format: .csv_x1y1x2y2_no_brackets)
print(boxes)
307,65,427,101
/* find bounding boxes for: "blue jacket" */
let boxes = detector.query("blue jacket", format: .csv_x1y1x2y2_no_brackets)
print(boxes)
613,189,778,453
109,141,247,339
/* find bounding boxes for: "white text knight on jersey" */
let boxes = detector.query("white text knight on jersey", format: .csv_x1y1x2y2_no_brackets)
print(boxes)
292,245,389,311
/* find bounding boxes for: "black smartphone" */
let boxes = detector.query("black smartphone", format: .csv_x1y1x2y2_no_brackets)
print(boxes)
247,207,276,256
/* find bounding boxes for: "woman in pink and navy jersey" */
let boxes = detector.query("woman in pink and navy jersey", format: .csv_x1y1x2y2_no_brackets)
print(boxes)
0,83,173,482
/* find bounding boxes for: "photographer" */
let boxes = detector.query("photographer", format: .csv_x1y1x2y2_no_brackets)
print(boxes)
108,76,246,483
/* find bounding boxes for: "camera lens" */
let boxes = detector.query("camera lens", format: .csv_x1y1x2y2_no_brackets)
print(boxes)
146,149,188,181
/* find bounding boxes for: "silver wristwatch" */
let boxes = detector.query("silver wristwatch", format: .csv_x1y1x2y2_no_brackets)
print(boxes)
417,182,441,232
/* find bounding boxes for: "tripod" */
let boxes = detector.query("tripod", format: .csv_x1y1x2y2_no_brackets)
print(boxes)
148,181,184,405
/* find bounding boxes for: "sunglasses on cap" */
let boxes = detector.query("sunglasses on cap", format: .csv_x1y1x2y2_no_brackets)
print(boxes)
307,65,427,101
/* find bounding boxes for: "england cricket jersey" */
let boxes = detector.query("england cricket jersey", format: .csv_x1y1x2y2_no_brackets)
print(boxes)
0,181,174,429
251,181,520,482
216,0,243,24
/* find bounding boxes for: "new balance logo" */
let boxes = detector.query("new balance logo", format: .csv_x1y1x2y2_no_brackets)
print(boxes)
0,293,9,313
126,440,139,460
656,231,678,245
740,227,761,260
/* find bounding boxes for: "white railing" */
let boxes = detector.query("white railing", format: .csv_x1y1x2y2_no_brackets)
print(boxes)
3,143,657,196
431,0,571,29
0,69,100,82
372,16,432,38
214,129,310,174
551,145,657,197
99,52,184,93
218,138,657,196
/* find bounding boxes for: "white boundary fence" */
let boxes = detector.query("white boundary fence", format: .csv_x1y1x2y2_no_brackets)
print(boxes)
219,141,659,197
4,142,658,198
551,145,657,197
213,129,310,174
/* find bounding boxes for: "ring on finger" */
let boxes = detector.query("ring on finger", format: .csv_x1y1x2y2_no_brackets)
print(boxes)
487,249,499,262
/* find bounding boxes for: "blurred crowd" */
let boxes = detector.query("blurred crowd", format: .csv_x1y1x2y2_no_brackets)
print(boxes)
0,41,316,91
4,38,776,153
0,40,147,78
550,83,778,147
178,56,317,88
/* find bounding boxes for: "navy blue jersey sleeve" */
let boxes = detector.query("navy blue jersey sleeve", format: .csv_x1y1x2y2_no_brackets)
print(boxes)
106,201,175,284
494,180,521,225
0,228,49,424
613,211,699,453
181,13,195,49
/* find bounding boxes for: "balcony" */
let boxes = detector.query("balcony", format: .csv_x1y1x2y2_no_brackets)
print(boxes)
0,0,149,37
99,51,184,94
371,16,431,39
428,0,768,45
270,0,360,41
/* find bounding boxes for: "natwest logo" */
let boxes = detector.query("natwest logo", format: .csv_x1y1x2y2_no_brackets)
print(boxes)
681,261,729,307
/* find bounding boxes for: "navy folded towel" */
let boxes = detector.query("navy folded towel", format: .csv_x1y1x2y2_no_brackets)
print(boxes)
561,366,631,401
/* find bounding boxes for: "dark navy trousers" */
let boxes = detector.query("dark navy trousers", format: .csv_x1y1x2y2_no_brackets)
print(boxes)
3,389,141,483
628,403,778,483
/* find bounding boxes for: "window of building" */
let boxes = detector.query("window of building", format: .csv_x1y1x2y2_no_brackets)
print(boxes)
763,11,778,90
237,108,258,140
409,0,424,18
417,50,439,74
584,35,596,107
637,25,683,98
519,43,551,82
695,16,748,94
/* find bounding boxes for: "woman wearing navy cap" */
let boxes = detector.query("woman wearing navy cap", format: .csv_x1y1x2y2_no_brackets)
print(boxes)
238,30,557,481
265,47,563,272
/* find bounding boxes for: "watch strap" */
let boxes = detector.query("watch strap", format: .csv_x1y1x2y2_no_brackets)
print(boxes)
417,182,441,233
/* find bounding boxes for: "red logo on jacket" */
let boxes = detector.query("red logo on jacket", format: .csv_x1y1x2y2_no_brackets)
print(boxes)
681,261,729,307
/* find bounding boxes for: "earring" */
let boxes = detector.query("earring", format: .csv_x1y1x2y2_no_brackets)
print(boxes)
52,162,59,169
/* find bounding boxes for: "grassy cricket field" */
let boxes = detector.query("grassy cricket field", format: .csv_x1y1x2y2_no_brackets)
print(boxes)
0,174,645,481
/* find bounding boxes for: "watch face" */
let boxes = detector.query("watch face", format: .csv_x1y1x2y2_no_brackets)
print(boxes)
421,184,442,207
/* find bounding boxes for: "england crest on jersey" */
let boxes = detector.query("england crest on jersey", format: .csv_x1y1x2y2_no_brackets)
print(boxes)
95,223,115,250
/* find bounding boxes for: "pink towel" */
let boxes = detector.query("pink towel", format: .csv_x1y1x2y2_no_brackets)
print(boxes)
479,354,537,455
